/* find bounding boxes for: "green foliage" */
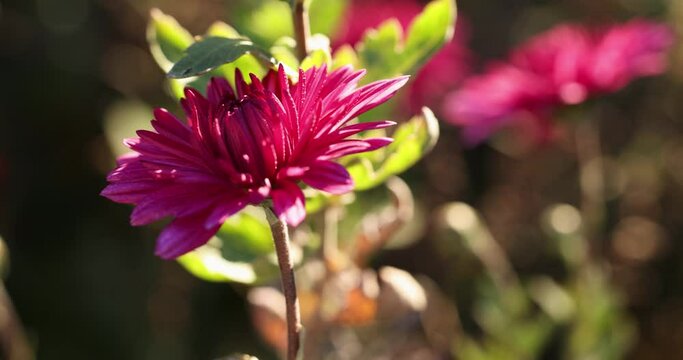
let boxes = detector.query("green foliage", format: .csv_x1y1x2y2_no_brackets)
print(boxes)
403,0,455,69
280,0,296,8
244,1,293,46
299,35,332,70
269,34,333,73
353,0,456,83
204,22,269,85
329,0,456,121
147,11,270,99
243,0,347,46
177,209,279,284
147,9,193,71
331,45,359,69
270,37,299,71
168,37,272,79
309,0,347,39
355,19,403,82
440,203,635,360
346,107,440,191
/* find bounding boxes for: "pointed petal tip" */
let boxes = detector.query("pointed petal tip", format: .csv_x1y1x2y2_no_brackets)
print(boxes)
122,137,139,148
369,137,394,147
394,75,411,88
99,186,114,199
301,160,354,195
153,107,170,118
154,245,179,260
154,215,219,260
183,87,200,98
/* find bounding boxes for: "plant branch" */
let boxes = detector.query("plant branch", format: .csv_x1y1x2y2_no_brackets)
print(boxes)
292,0,310,61
265,208,301,360
322,205,340,271
575,117,605,255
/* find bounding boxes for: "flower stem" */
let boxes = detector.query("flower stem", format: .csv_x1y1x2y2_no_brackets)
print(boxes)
292,0,310,61
322,205,339,271
575,117,605,255
265,208,301,360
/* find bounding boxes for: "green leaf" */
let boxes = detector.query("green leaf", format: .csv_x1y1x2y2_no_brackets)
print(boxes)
177,243,259,284
309,0,347,37
403,0,456,71
147,9,193,71
280,0,297,9
244,1,293,46
332,45,360,69
217,211,273,263
206,20,241,38
355,0,456,83
299,34,332,69
168,37,273,79
177,210,278,284
147,15,271,99
243,0,345,48
356,19,403,82
347,107,440,191
205,22,268,86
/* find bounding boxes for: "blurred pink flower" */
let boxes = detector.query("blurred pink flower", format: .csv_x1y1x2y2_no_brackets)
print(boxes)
101,65,408,259
587,20,674,93
444,20,673,145
446,63,556,144
333,0,471,112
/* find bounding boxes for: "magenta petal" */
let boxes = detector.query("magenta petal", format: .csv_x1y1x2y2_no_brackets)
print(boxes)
345,76,410,120
276,166,309,181
155,211,221,259
129,185,221,226
130,196,209,226
203,196,249,229
322,137,393,159
152,108,191,140
102,65,409,258
336,120,396,137
207,77,235,105
302,160,353,195
101,181,158,203
271,181,306,226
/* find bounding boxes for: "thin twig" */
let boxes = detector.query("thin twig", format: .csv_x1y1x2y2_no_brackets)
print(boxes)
353,177,414,266
575,118,605,255
265,208,301,360
292,0,310,62
322,205,339,272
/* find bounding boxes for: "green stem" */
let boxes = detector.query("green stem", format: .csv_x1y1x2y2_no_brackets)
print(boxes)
322,205,339,271
575,118,605,255
265,208,301,360
292,0,310,62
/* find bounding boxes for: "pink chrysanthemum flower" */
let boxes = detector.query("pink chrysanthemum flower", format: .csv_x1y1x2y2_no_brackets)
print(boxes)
333,0,471,113
102,65,408,259
444,20,673,145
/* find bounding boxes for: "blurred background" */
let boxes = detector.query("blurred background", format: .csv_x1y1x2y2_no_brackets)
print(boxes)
2,0,683,359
